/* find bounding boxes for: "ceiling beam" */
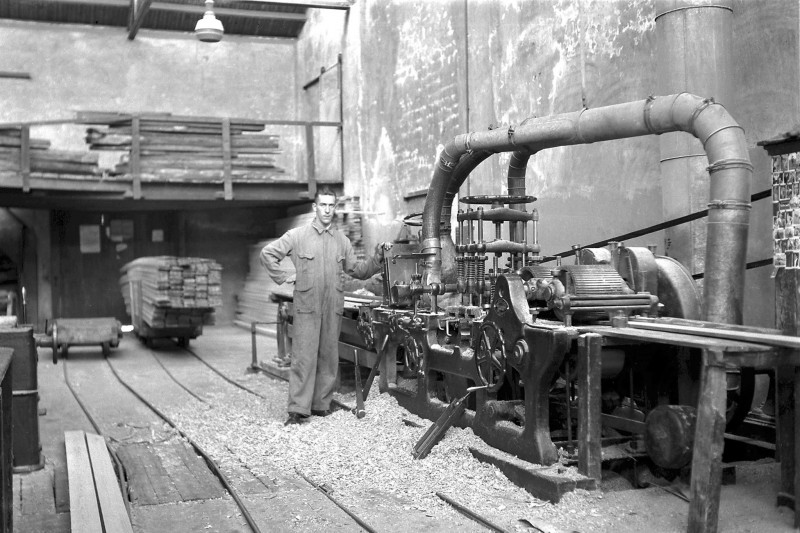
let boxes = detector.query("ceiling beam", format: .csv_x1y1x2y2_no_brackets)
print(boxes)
150,2,307,22
31,0,310,23
127,0,153,40
219,0,352,9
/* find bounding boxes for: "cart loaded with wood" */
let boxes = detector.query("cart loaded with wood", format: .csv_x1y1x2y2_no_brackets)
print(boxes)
119,256,222,348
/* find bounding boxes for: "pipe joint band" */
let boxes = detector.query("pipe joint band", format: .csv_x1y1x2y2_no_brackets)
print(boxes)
707,200,751,211
707,158,754,174
643,95,657,134
575,108,589,143
655,4,733,21
701,124,744,146
689,98,717,131
463,133,474,151
660,153,707,163
420,237,441,252
508,125,517,146
438,157,457,171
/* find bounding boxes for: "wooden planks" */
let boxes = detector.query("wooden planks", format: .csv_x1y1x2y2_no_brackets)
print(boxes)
64,431,103,533
81,111,286,184
66,431,133,533
85,433,133,533
0,127,100,179
115,442,225,505
120,256,222,329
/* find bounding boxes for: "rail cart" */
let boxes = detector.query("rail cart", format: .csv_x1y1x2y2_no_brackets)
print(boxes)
128,280,204,348
38,317,123,364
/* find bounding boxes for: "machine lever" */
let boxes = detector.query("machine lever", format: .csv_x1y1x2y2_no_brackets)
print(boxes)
412,385,487,460
360,344,387,405
352,350,366,419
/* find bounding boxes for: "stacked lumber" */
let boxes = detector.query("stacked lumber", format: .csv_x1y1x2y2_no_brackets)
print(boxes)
234,240,294,331
340,197,365,259
120,256,222,329
79,111,285,182
235,201,378,332
0,128,101,175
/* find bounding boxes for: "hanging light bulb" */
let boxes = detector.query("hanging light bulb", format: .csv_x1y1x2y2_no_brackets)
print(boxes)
195,0,224,43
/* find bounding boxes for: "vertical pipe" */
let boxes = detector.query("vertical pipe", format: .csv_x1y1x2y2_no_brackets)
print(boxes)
656,0,734,289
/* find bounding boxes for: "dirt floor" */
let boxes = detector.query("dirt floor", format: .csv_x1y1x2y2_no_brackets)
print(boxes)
12,325,800,532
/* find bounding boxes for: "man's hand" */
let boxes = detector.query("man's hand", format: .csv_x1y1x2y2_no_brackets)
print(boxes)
375,242,393,260
284,273,296,285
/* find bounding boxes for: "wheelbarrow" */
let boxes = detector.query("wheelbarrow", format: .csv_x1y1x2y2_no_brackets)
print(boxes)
37,317,123,364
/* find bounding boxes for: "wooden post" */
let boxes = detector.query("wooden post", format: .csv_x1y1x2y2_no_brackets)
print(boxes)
687,348,727,533
577,333,602,480
19,125,30,193
775,268,800,525
305,123,317,199
131,117,142,200
221,117,233,200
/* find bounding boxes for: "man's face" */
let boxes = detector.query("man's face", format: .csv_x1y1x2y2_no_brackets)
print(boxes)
313,194,337,226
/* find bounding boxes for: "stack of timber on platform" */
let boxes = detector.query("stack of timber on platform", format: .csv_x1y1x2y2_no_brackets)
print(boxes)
0,128,101,176
80,111,286,182
120,256,222,329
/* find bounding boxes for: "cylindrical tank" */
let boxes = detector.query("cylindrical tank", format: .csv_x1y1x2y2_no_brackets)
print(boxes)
0,325,43,471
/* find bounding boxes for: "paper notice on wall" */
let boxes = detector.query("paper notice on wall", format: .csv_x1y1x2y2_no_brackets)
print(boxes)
79,225,101,254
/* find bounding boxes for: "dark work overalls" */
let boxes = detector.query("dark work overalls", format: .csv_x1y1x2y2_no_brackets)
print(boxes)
260,219,382,416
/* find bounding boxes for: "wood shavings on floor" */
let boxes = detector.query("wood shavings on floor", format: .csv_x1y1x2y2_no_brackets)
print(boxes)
167,378,630,532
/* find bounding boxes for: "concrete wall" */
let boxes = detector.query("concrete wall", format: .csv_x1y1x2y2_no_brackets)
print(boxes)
731,0,800,327
296,0,796,327
330,0,663,250
0,20,297,123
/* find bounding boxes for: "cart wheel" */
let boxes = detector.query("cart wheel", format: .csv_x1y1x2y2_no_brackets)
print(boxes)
178,337,190,349
52,324,59,365
101,342,110,358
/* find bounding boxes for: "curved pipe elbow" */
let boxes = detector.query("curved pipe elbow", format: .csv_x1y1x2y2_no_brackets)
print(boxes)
421,140,465,285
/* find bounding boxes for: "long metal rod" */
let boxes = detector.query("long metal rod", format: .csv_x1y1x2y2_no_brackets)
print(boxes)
436,492,509,533
628,320,800,350
551,188,770,260
295,468,377,533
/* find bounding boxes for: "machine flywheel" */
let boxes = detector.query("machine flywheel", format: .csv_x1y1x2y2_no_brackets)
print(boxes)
475,322,507,393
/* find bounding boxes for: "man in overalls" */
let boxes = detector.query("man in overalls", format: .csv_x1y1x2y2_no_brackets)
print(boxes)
260,188,389,425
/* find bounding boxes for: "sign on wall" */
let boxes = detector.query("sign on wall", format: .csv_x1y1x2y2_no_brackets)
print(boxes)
79,224,101,254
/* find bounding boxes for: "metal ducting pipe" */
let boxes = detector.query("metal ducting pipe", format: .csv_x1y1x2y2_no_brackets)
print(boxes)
420,93,751,324
656,0,734,289
507,149,535,244
437,149,494,285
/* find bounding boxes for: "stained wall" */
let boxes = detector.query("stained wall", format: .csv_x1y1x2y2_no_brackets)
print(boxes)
298,0,797,327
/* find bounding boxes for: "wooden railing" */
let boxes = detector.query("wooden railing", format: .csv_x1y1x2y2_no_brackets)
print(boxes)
0,114,342,202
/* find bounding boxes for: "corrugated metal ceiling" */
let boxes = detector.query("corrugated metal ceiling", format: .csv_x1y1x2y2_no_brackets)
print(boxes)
0,0,350,39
